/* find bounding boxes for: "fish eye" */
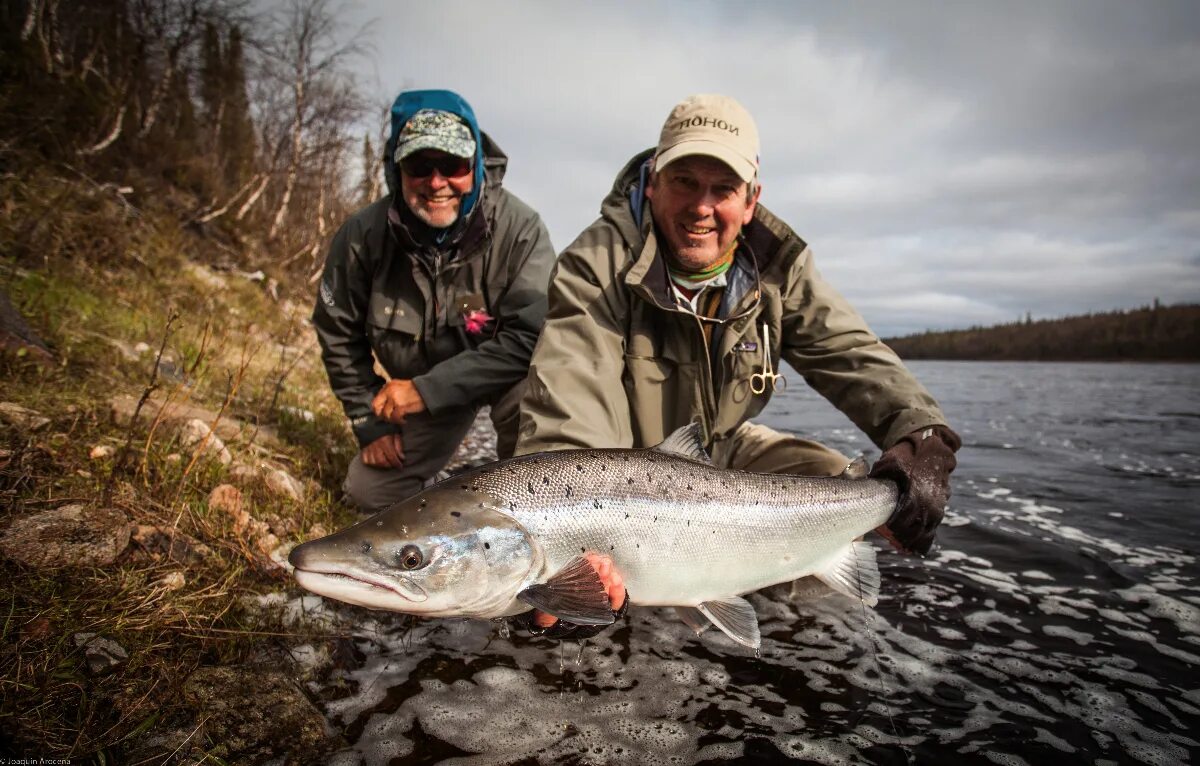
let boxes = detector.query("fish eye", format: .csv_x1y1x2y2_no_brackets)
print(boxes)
397,544,424,570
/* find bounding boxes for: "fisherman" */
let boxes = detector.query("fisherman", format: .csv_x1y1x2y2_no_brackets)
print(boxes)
516,94,961,638
313,89,555,514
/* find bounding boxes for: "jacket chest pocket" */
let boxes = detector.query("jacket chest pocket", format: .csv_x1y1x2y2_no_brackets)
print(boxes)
367,296,425,378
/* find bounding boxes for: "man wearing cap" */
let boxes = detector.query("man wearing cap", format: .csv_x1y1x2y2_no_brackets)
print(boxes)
514,94,960,638
313,89,555,513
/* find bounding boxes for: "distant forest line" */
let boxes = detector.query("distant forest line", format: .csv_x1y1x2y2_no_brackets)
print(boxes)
883,303,1200,362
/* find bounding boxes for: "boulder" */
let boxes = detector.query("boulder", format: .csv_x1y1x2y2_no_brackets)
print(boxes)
0,504,131,568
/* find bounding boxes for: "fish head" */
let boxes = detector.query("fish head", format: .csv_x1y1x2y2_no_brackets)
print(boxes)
288,484,537,618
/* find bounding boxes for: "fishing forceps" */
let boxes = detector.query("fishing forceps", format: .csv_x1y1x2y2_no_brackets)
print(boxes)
748,322,786,395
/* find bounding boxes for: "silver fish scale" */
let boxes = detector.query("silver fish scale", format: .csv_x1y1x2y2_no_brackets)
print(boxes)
464,449,898,606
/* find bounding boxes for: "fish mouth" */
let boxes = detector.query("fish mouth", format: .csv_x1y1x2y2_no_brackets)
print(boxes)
293,567,428,608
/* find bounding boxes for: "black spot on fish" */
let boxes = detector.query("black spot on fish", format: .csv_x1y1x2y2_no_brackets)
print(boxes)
509,501,517,511
687,484,693,491
624,513,630,519
460,484,469,490
360,542,372,553
484,542,491,550
566,486,573,497
581,547,586,553
543,476,549,485
451,511,461,518
593,499,602,509
528,482,535,494
577,464,584,471
627,478,634,485
419,499,428,507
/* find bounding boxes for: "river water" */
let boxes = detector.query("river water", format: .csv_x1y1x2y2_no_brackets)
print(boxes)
299,361,1200,765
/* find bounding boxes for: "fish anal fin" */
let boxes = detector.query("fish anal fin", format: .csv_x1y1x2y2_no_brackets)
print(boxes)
813,541,881,606
696,597,760,649
651,423,712,464
674,606,710,635
516,556,615,626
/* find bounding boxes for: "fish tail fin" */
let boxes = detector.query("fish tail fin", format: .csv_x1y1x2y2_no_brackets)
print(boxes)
840,455,870,480
813,541,881,606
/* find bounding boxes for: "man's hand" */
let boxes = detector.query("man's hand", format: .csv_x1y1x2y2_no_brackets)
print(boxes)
360,433,405,469
533,552,626,629
870,425,962,556
372,379,426,425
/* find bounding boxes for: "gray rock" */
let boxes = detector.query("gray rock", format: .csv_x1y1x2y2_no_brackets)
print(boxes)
0,504,131,568
0,402,51,431
74,633,129,676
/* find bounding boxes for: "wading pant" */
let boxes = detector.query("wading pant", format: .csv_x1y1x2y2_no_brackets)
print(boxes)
710,421,851,477
343,380,526,514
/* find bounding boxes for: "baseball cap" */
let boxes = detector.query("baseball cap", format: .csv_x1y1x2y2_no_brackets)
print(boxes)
393,109,477,163
654,94,760,183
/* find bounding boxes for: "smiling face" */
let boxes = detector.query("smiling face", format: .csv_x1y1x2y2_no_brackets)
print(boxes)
646,154,760,270
399,149,475,229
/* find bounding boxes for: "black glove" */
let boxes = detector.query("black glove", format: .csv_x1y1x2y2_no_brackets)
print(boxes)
517,594,631,641
869,425,962,556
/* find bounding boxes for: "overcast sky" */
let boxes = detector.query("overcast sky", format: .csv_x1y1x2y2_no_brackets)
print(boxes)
331,1,1199,337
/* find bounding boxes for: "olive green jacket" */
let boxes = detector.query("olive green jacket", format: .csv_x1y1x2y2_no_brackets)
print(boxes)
313,134,555,448
515,149,949,455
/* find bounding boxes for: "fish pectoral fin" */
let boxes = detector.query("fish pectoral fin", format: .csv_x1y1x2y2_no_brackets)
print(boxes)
674,606,710,635
516,556,616,626
651,422,712,464
813,541,882,606
696,597,760,649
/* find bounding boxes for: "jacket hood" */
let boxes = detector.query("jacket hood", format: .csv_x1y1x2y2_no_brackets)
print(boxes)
599,148,657,254
384,89,500,221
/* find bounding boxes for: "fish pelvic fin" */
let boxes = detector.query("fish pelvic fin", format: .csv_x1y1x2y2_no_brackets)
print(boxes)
697,597,760,649
674,606,710,635
840,455,870,480
652,422,712,464
814,541,881,606
516,556,616,626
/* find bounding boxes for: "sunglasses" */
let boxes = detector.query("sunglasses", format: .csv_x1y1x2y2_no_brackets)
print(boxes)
400,154,473,179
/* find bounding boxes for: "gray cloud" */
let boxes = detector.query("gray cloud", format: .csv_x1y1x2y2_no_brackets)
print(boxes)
332,0,1200,336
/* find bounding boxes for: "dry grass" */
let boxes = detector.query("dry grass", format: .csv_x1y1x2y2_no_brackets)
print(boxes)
0,169,359,763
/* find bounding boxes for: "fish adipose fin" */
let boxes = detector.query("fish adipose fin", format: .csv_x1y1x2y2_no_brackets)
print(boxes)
652,423,712,465
696,597,761,649
674,606,710,635
516,556,616,626
813,541,881,606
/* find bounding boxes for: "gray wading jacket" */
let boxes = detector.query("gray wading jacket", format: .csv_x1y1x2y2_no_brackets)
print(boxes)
516,149,949,454
313,135,555,448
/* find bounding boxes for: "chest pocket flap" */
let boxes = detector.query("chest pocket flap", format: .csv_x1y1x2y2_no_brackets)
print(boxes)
368,294,423,336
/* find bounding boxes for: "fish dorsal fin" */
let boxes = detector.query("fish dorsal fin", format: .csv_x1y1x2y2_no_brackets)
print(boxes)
840,455,869,480
652,423,711,464
813,541,881,606
516,556,616,626
696,597,760,649
674,606,710,635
